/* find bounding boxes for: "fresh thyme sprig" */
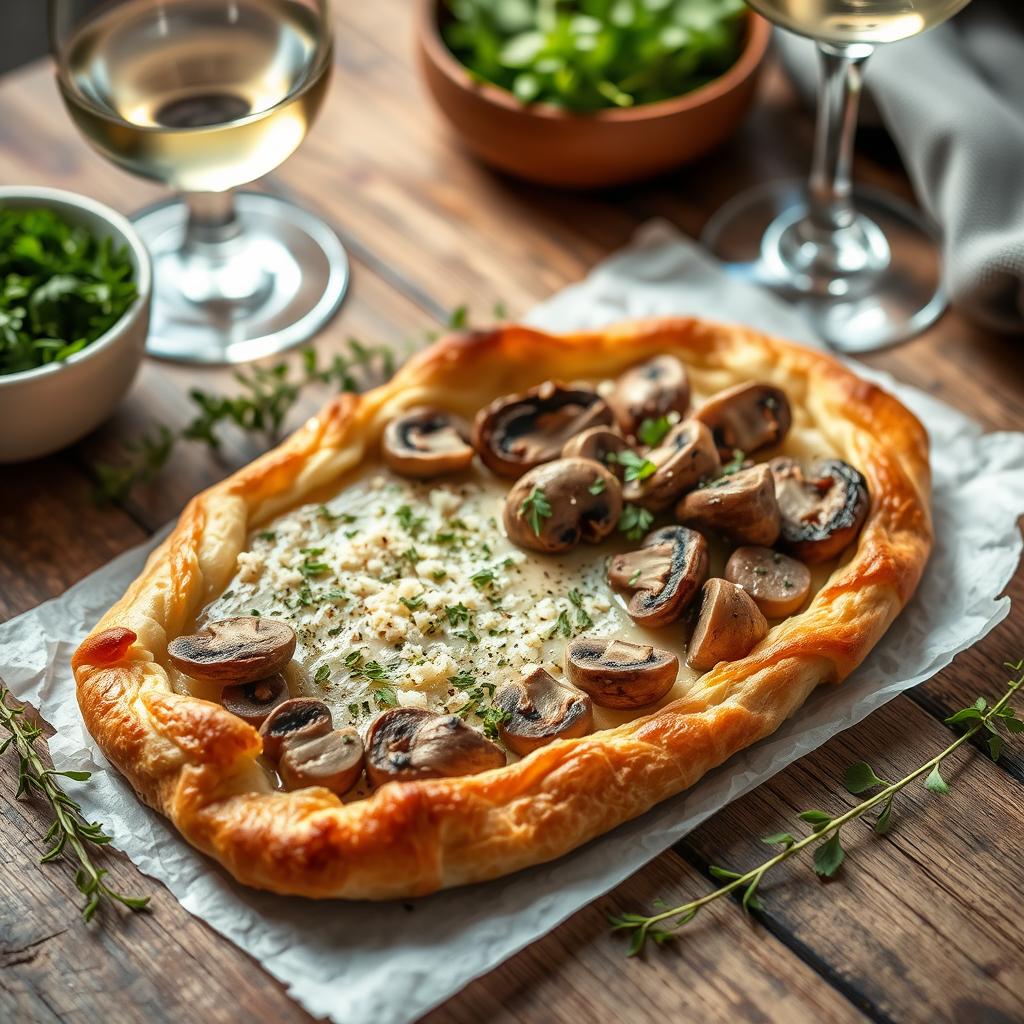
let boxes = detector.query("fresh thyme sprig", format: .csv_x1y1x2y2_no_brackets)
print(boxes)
0,685,150,922
610,659,1024,956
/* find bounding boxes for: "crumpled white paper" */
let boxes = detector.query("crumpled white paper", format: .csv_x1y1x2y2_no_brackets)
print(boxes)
2,222,1023,1024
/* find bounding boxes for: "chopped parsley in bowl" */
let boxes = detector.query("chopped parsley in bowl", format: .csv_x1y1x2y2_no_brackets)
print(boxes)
0,206,138,377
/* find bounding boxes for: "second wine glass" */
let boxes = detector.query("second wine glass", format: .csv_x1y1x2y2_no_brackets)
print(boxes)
51,0,348,364
702,0,972,353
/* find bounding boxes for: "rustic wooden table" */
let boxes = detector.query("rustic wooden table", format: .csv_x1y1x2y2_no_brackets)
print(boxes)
2,5,1023,1022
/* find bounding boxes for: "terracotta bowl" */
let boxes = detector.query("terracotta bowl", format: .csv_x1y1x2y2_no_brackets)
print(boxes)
416,2,771,188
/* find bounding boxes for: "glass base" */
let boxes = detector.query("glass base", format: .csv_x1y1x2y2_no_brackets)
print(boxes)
701,180,946,354
133,191,349,364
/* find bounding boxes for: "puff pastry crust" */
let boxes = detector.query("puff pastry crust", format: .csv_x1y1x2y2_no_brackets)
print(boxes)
72,318,932,899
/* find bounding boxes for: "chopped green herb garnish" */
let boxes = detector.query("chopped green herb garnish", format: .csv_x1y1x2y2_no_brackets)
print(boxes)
256,530,276,542
616,450,658,483
445,603,471,627
638,416,672,447
396,505,425,536
619,504,654,541
400,595,425,611
588,476,606,495
373,685,399,708
520,487,552,536
314,664,330,685
471,567,496,589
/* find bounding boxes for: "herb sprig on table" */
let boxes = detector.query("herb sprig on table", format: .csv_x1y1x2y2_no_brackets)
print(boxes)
609,659,1024,956
0,207,138,375
0,686,150,922
443,0,748,113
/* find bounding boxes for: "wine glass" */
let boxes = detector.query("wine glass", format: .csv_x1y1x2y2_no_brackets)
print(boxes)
702,0,972,353
50,0,348,364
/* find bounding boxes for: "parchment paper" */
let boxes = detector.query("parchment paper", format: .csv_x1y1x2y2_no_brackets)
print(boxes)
2,222,1023,1024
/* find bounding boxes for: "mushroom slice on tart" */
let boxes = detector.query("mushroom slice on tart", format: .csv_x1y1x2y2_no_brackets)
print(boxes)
493,668,593,756
565,637,678,709
694,382,792,461
607,355,691,437
167,617,296,685
725,546,812,618
258,697,333,762
365,707,506,786
675,463,781,546
278,728,365,795
473,381,613,478
770,457,870,564
621,419,721,510
607,526,708,628
382,407,475,478
561,425,631,480
687,579,769,672
221,672,289,727
504,457,622,554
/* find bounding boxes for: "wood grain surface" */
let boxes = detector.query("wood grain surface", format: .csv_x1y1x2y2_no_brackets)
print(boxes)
1,3,1022,1023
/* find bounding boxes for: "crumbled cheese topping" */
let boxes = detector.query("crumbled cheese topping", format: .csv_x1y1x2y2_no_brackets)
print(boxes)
204,469,640,737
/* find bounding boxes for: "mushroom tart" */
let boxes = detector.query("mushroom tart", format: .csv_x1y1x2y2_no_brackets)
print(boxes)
73,316,929,900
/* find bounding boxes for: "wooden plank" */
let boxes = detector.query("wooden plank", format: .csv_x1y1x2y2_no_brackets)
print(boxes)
679,695,1024,1023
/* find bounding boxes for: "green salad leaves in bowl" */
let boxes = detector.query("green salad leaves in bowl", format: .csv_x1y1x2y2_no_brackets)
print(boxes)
417,0,771,187
0,188,151,463
444,0,749,112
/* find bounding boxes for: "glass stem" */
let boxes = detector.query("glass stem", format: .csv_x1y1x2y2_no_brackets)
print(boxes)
178,190,272,308
807,42,873,235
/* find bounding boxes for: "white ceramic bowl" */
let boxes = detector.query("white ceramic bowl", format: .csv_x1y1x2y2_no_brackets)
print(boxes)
0,186,152,463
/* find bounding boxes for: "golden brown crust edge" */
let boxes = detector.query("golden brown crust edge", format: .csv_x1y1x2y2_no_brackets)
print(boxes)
71,317,932,899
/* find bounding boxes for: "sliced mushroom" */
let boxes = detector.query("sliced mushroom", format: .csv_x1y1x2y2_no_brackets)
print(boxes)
366,707,506,786
382,407,474,478
565,637,678,709
622,419,721,510
687,579,768,672
694,382,792,460
607,526,708,627
278,728,365,795
770,457,870,564
258,697,333,762
675,464,781,546
504,457,622,554
167,617,296,685
473,381,613,478
607,355,691,436
493,668,593,756
561,425,631,480
725,546,812,618
222,672,289,727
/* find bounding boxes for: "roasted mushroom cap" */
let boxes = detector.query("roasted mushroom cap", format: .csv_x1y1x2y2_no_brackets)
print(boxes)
725,546,812,618
607,355,691,436
366,707,506,786
771,457,870,564
493,668,593,756
504,457,623,554
607,526,709,627
168,617,296,685
222,673,289,727
259,697,333,762
382,407,474,478
687,579,768,672
473,381,613,478
561,425,631,479
675,463,781,546
622,419,721,510
694,382,792,460
279,728,365,795
565,637,678,709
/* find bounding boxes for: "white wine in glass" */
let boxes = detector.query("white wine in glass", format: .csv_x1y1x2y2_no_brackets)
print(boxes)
702,0,972,352
52,0,348,364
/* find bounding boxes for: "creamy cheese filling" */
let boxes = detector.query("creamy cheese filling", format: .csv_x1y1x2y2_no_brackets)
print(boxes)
202,466,709,739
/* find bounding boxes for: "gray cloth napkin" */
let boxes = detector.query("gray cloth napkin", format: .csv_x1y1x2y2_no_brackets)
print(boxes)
775,2,1024,335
